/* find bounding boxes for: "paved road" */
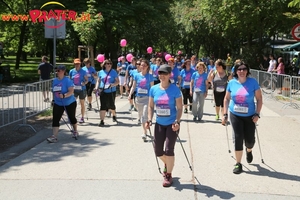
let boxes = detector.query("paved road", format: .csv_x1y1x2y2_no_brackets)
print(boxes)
0,90,300,200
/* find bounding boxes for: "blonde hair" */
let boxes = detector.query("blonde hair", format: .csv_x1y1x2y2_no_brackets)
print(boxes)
196,62,207,70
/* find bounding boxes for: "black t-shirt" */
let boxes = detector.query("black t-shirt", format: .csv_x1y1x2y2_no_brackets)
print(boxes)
38,62,53,80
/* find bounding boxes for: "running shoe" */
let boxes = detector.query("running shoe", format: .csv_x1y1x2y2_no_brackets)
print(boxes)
193,116,197,121
72,131,79,138
112,116,117,122
141,134,147,142
47,135,58,143
99,120,104,126
129,104,134,111
79,117,85,123
246,149,253,163
184,108,188,113
133,107,138,112
120,95,123,99
163,173,173,187
215,114,219,120
233,163,243,174
88,103,92,111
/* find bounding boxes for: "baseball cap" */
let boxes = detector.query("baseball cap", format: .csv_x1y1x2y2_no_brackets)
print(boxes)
55,65,66,70
74,58,81,64
158,64,172,73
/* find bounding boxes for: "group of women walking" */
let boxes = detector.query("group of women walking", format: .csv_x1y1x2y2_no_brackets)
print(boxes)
48,55,263,187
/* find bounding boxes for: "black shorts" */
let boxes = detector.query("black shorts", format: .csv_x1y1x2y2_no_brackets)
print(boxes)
100,91,116,110
86,82,95,96
74,90,87,100
213,90,226,107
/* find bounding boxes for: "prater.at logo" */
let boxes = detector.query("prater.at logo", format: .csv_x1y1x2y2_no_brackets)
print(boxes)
1,1,91,28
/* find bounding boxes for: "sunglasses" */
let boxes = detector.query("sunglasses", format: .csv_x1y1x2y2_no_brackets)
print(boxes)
158,71,169,75
106,63,112,65
56,70,61,72
136,63,141,65
237,67,247,71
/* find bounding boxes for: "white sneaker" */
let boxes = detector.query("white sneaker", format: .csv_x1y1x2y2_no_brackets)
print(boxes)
47,135,58,143
141,134,147,142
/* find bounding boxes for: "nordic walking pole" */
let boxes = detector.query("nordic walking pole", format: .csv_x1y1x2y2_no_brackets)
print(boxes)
95,90,100,112
222,115,231,153
147,123,162,174
61,117,73,132
176,131,193,171
255,125,264,163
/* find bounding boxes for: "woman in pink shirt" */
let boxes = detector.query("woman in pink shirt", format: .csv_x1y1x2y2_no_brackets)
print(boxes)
274,57,285,94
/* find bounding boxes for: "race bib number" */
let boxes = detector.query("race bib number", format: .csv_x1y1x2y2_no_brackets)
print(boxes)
170,79,175,83
104,84,110,89
137,88,148,94
74,85,82,90
233,104,249,113
216,86,225,92
121,69,126,74
53,86,62,92
194,88,201,92
87,74,91,77
156,104,171,117
184,81,190,86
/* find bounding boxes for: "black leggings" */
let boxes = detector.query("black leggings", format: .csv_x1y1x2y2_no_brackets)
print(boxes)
181,88,193,105
230,112,255,151
86,82,95,97
154,123,177,156
213,91,226,107
100,91,116,111
52,101,77,127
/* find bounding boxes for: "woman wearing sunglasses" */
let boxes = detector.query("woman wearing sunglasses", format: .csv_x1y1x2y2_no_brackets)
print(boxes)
47,65,78,143
95,60,119,126
146,64,183,187
222,62,263,174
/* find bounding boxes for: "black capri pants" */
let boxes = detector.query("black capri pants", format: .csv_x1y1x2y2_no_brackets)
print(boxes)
154,123,178,157
100,91,116,111
52,101,77,127
213,90,226,107
181,88,193,105
86,82,95,97
230,112,256,151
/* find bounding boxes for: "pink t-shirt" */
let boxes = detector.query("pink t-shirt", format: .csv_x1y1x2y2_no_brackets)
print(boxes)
277,63,285,74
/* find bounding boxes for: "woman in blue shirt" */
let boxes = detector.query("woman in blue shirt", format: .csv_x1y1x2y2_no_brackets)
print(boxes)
167,58,181,86
146,64,183,187
47,65,78,143
179,59,195,113
128,59,154,141
95,60,120,126
150,58,162,85
222,62,263,174
190,62,208,121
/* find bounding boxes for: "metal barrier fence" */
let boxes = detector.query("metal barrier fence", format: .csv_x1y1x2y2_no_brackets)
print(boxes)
250,69,300,109
0,79,53,131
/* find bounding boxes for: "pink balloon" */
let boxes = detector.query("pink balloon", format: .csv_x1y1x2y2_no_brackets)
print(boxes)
120,39,127,47
118,57,122,62
126,53,133,62
147,47,153,54
97,54,105,62
177,50,182,55
165,54,171,61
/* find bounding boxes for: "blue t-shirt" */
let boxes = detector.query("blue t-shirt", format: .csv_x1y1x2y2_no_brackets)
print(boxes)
175,62,182,71
180,68,196,89
191,72,208,93
69,68,87,91
130,69,139,78
126,64,137,77
98,69,118,93
227,77,260,117
52,77,76,106
117,62,128,76
207,65,214,73
82,66,97,84
149,84,182,126
170,67,180,85
134,72,154,97
151,64,160,81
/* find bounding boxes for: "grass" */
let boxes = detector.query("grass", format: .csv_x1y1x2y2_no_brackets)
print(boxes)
38,108,53,117
1,56,74,83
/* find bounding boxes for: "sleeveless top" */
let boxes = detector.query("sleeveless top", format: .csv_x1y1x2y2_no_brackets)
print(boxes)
213,72,229,93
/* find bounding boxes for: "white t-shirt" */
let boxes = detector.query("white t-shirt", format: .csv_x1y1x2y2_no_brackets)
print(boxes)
268,59,276,72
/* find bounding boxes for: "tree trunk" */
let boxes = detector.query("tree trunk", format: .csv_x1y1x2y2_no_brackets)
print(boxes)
15,21,27,69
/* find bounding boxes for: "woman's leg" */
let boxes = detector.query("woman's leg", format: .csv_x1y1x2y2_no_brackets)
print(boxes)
52,104,65,137
198,93,205,120
192,92,199,119
164,125,177,174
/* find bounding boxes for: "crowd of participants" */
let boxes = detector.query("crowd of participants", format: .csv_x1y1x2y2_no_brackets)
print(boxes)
44,53,262,186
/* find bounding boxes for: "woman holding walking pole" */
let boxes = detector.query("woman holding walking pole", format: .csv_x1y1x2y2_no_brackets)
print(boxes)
146,64,183,187
222,62,263,174
47,65,78,143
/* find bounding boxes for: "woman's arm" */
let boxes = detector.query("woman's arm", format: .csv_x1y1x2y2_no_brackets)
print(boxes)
253,89,263,123
128,81,137,100
222,91,231,125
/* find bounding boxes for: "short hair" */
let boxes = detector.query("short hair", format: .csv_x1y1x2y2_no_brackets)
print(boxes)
196,62,207,70
233,62,251,78
42,56,48,62
101,59,112,69
215,59,226,70
83,58,91,64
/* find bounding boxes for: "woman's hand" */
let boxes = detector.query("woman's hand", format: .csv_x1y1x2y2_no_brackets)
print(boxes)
172,123,180,132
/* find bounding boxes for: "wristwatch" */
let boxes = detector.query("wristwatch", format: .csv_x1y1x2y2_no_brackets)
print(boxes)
174,120,180,125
